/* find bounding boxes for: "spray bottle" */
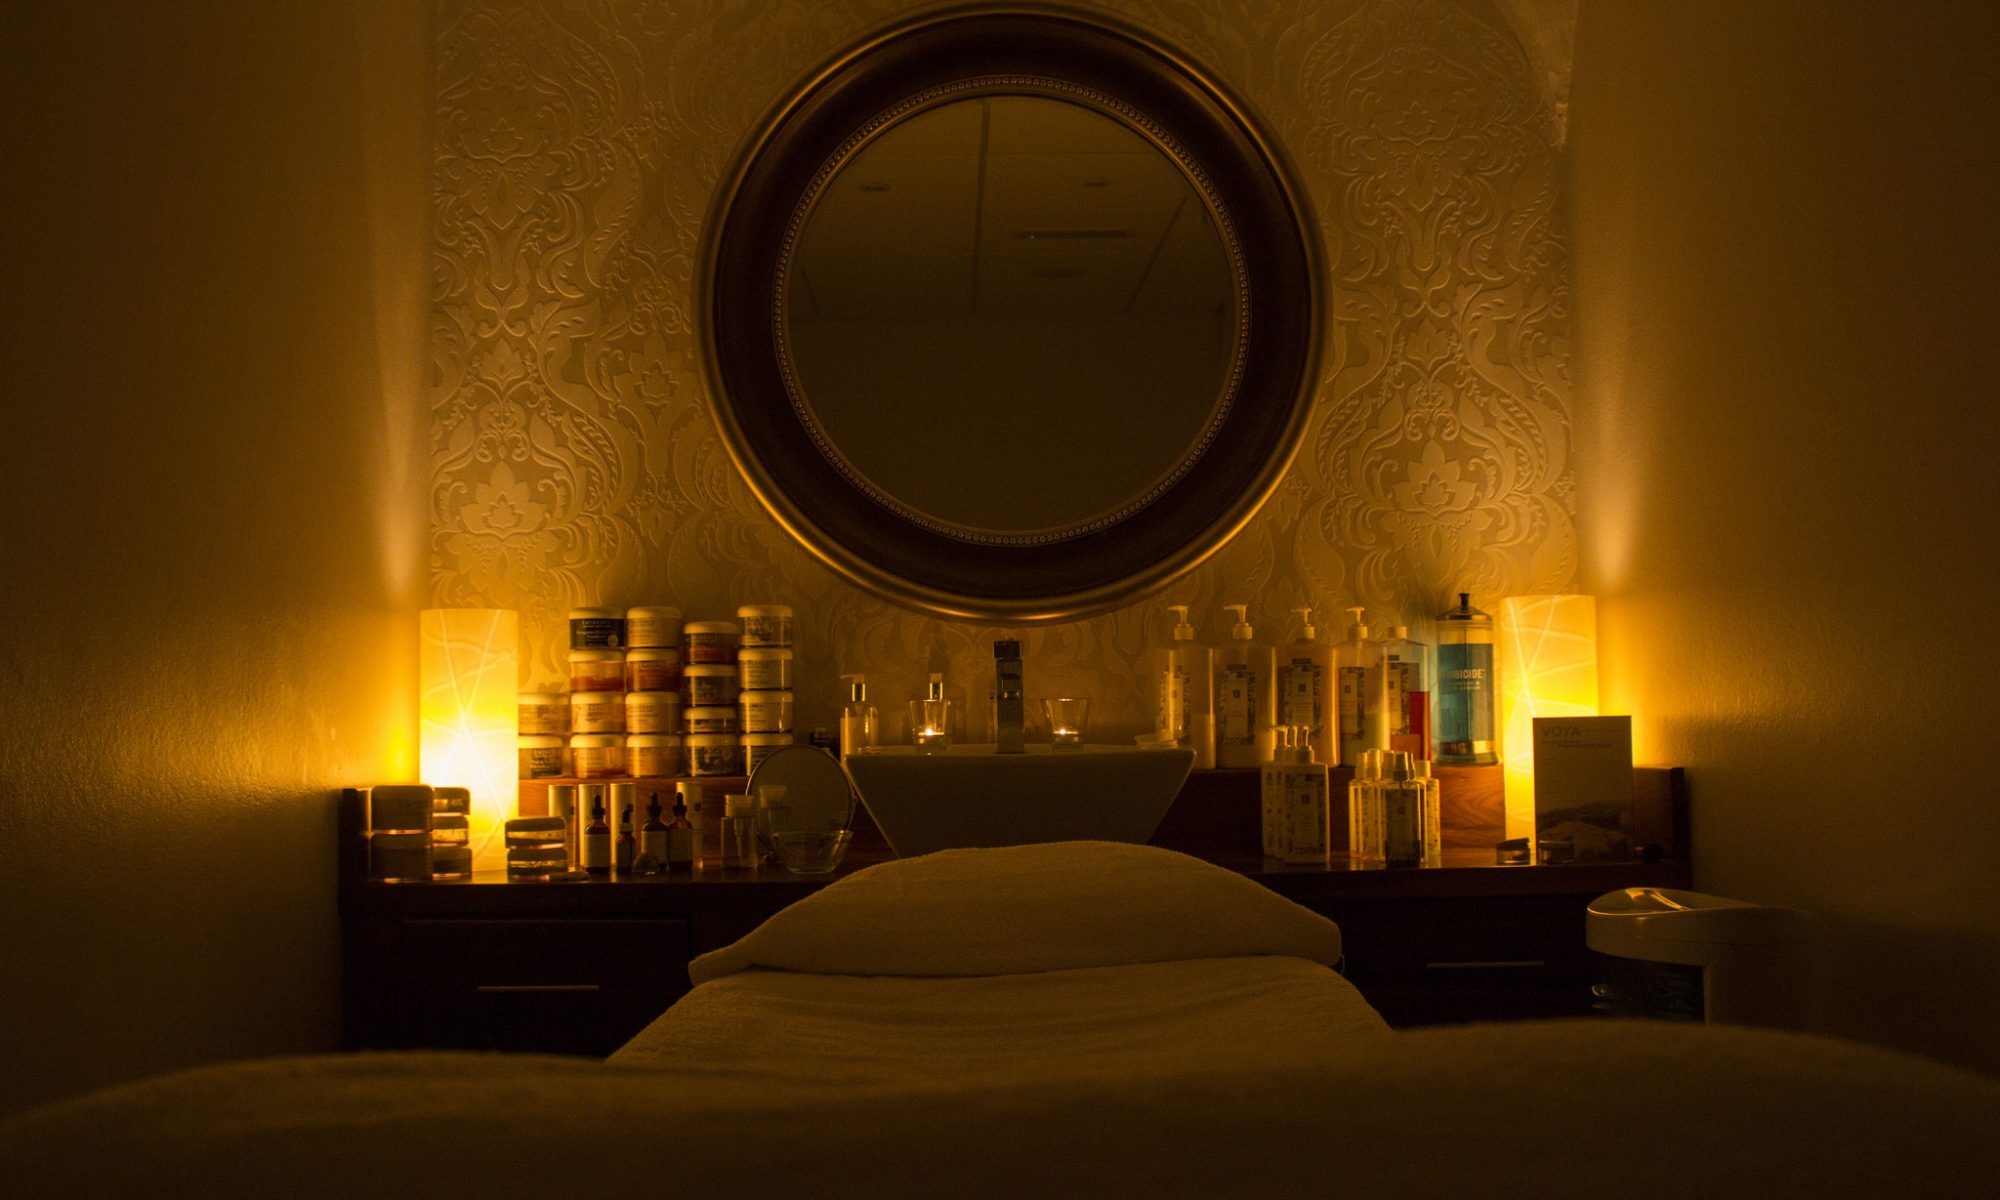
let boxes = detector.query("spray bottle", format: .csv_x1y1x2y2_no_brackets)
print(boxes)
1278,607,1335,768
1155,604,1215,768
1335,607,1383,767
1215,605,1275,769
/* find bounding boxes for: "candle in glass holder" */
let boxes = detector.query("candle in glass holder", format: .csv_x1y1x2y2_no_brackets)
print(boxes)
1041,697,1091,748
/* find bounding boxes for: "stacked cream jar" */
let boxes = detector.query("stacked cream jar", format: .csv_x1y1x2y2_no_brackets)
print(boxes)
623,606,684,778
684,618,744,778
737,604,795,772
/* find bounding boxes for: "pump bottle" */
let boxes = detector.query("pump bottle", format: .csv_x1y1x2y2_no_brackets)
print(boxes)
1215,604,1275,769
1157,604,1215,769
1378,624,1432,760
1380,750,1427,868
1335,607,1384,767
1277,607,1334,768
1260,726,1330,864
838,674,877,762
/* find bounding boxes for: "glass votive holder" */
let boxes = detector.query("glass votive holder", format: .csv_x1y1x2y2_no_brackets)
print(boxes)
1040,697,1091,748
908,698,951,752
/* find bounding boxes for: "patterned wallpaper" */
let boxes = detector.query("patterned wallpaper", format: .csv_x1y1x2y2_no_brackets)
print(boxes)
429,0,1573,741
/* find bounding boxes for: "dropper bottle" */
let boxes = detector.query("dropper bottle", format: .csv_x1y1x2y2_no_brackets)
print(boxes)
1215,604,1275,769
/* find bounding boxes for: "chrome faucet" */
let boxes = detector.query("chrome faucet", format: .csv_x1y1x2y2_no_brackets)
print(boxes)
994,639,1025,753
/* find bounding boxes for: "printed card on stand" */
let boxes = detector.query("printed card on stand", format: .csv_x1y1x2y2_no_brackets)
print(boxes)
1532,716,1635,862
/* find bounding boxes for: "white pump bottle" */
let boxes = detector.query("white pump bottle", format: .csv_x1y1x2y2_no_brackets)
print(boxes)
1215,604,1275,769
1158,604,1216,769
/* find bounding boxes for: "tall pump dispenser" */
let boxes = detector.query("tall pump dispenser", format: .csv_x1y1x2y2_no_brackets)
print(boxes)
1435,592,1498,765
1380,751,1427,868
1215,605,1275,769
993,641,1025,754
1335,607,1385,767
838,674,877,762
1379,624,1432,760
1278,606,1335,768
1154,605,1216,769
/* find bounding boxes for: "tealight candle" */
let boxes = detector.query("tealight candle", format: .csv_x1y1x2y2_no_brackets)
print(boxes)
1040,697,1091,749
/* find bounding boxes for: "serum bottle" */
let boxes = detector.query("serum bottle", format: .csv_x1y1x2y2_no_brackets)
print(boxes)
581,795,610,876
667,785,696,873
1215,605,1275,769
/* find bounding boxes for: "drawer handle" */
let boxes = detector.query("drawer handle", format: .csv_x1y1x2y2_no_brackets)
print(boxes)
1424,960,1547,971
472,984,603,994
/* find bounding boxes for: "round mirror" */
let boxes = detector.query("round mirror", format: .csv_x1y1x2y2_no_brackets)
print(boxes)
705,11,1320,620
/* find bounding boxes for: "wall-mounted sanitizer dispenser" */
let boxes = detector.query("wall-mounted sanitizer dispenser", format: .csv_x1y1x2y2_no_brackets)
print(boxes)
1587,888,1811,1029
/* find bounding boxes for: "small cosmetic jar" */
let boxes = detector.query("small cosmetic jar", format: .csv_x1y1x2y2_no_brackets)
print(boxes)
686,733,744,777
569,734,625,780
739,689,794,734
518,735,566,780
431,786,471,816
686,663,741,708
369,831,432,882
568,606,626,651
684,620,740,665
505,816,566,851
685,705,740,735
507,843,568,880
367,784,434,833
568,649,626,693
736,604,794,649
430,813,469,848
625,647,682,694
737,647,793,691
518,692,569,736
430,844,472,881
627,733,684,779
625,605,683,649
742,732,793,774
569,689,626,735
625,689,681,735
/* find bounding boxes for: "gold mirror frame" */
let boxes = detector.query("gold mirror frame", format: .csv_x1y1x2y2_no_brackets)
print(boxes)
702,7,1322,621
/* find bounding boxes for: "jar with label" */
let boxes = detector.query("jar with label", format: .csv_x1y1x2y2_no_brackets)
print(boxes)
569,733,625,779
736,604,794,649
569,689,625,735
686,733,744,777
628,733,684,779
686,663,741,708
625,689,682,735
366,784,434,833
685,705,740,735
625,647,683,694
519,736,566,780
569,607,626,650
625,605,683,649
518,692,569,736
742,731,793,774
740,689,794,734
431,786,471,816
737,647,793,691
369,831,432,882
568,649,626,693
684,620,740,665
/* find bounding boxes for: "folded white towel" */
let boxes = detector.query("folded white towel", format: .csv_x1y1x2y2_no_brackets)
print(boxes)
688,840,1342,983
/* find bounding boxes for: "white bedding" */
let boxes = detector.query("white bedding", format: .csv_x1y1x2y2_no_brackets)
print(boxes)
6,843,1998,1197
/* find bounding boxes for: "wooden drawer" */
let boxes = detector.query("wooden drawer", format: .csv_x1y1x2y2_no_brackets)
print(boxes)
348,917,690,1056
1331,895,1597,1026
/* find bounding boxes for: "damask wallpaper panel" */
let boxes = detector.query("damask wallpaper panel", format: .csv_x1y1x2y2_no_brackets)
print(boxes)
429,0,1573,741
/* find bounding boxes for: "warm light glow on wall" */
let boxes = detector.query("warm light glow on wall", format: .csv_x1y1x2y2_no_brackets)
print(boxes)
1498,595,1598,839
420,609,518,867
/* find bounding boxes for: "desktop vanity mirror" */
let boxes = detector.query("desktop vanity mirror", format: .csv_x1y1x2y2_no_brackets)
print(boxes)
704,10,1321,620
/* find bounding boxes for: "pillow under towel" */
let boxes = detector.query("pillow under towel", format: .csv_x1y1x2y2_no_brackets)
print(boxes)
688,841,1341,983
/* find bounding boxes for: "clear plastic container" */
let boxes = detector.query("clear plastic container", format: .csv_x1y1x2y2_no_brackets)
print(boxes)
625,605,683,649
1435,592,1498,765
569,734,625,779
685,705,740,735
569,689,625,734
740,689,794,734
625,647,682,693
686,663,741,708
568,649,626,693
684,620,740,664
625,689,681,735
687,733,744,777
736,604,794,648
742,731,793,774
627,733,684,779
517,692,569,736
737,647,793,691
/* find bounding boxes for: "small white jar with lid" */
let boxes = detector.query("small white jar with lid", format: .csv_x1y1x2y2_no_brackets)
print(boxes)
686,663,741,708
569,689,625,734
737,647,793,691
518,692,569,736
518,735,567,779
625,646,682,693
625,605,683,649
569,606,627,650
569,733,625,779
568,649,626,693
742,731,793,774
625,689,682,735
684,620,740,664
686,733,744,777
685,705,740,735
736,604,794,648
739,689,794,734
627,733,684,779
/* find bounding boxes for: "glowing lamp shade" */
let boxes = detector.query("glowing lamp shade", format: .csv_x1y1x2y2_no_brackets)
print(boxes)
1497,594,1598,839
420,608,518,868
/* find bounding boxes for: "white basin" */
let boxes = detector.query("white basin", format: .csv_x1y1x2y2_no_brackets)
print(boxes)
843,744,1196,857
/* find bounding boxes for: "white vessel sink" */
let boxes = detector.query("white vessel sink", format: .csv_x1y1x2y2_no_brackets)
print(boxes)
843,744,1196,858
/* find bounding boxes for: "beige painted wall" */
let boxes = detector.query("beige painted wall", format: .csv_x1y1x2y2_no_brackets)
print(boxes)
1570,0,2000,1071
0,0,431,1112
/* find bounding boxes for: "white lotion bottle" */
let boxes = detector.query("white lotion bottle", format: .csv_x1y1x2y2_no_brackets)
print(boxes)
1158,604,1216,769
1261,726,1330,864
1215,604,1275,769
1278,606,1335,768
1336,606,1384,767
